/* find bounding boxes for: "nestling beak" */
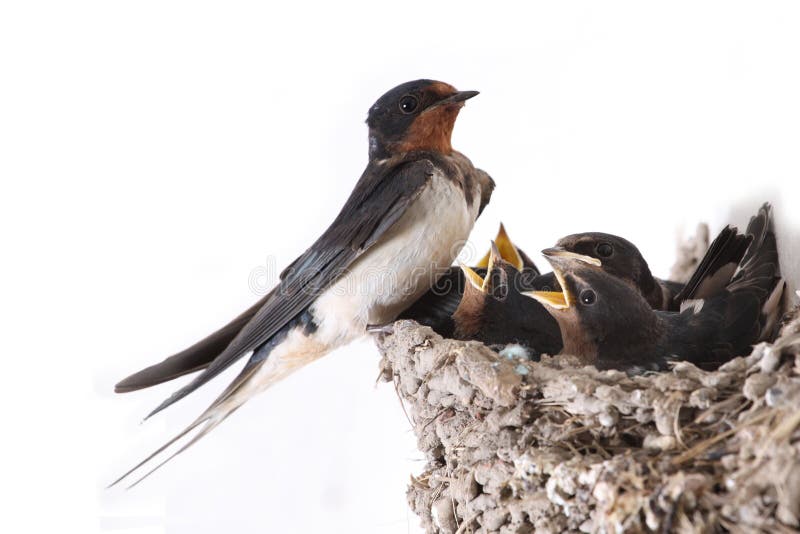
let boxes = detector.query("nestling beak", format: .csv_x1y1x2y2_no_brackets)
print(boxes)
540,247,602,267
459,240,502,294
522,248,601,310
459,262,486,292
476,223,524,270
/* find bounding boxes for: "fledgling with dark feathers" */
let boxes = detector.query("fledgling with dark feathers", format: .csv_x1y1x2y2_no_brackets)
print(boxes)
526,203,783,374
111,79,494,486
552,227,753,311
398,223,544,337
451,241,563,355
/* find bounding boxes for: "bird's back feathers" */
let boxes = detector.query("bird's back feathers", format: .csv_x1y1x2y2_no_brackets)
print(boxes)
140,156,437,419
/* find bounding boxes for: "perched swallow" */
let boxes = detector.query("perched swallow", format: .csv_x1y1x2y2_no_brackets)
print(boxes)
451,241,563,355
526,204,783,373
398,223,541,337
112,79,494,485
552,226,752,311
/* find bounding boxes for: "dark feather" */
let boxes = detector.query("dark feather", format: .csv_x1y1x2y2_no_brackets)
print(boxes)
398,268,465,337
451,255,562,355
517,249,540,276
400,225,541,337
114,295,268,393
547,203,783,374
667,203,782,369
400,263,553,338
143,155,438,418
672,225,751,305
523,270,559,291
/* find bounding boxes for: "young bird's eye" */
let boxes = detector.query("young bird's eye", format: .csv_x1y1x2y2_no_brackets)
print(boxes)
596,243,613,258
398,94,419,114
579,289,597,305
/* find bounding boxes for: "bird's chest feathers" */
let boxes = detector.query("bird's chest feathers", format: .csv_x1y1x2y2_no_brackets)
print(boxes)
556,314,600,364
312,173,478,342
372,173,478,291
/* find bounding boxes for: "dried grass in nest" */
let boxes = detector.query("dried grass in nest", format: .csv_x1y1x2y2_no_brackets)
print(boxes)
377,221,800,534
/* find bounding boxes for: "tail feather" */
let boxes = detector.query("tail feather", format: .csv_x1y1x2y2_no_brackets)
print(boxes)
110,355,268,489
141,308,312,420
112,325,295,487
114,294,269,393
735,205,776,271
110,321,320,487
725,203,783,343
125,408,241,489
760,278,785,340
108,414,210,489
740,204,769,267
673,225,751,304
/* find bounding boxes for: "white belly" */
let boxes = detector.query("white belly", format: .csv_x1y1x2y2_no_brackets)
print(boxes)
224,172,480,404
310,171,480,347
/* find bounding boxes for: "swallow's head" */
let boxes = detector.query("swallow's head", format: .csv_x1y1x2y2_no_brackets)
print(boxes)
524,249,657,365
554,232,655,292
366,79,478,159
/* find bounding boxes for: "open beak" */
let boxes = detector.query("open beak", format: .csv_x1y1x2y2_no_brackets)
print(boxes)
459,262,486,292
477,223,524,270
460,240,501,293
522,247,600,310
524,288,570,310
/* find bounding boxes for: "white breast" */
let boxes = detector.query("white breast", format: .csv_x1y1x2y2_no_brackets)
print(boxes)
311,171,480,347
227,171,480,404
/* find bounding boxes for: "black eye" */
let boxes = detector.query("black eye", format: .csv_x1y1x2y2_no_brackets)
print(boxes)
596,243,613,258
579,289,596,305
398,95,419,114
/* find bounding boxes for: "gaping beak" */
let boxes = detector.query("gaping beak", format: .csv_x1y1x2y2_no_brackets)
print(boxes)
459,240,501,294
524,287,570,310
522,247,600,310
476,223,524,270
459,262,485,292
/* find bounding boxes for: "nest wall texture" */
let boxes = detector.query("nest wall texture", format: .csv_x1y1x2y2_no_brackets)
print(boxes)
377,317,800,533
375,227,800,533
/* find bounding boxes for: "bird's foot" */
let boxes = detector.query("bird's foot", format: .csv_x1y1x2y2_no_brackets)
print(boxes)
367,322,395,335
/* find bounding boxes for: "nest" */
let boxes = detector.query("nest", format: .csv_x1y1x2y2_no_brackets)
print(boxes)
375,225,800,533
377,317,800,533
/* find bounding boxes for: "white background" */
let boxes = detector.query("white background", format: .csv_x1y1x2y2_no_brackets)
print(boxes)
2,2,799,533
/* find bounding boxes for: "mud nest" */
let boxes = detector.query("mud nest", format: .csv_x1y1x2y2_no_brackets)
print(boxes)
375,227,800,533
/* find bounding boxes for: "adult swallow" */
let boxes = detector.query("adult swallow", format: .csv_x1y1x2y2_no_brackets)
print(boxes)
526,204,783,373
552,226,752,311
398,223,540,337
112,79,494,486
451,241,563,355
